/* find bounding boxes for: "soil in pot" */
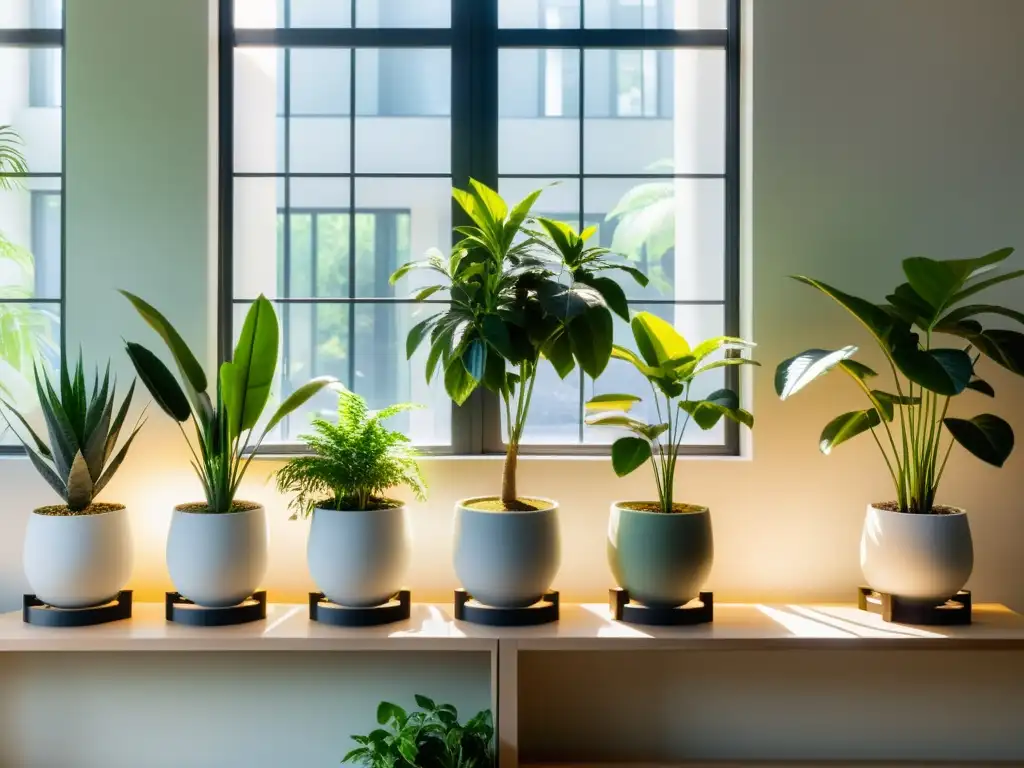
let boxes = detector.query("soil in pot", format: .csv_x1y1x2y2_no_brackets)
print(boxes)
34,502,126,517
618,502,705,514
175,500,262,514
873,500,960,515
463,497,556,512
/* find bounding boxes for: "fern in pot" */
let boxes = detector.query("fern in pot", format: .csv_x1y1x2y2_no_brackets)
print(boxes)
121,292,336,607
775,248,1023,603
585,312,757,608
392,179,643,608
1,354,143,608
275,388,426,607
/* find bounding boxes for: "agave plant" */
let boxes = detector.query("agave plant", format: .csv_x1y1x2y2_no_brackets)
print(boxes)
585,312,757,514
0,354,143,513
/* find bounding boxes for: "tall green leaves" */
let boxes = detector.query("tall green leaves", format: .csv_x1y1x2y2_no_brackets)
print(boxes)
776,247,1023,513
123,292,336,512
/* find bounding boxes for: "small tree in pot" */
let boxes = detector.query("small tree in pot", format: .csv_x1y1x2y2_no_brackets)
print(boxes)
775,248,1023,602
585,311,757,608
392,179,643,608
1,354,143,608
275,388,426,607
121,291,336,607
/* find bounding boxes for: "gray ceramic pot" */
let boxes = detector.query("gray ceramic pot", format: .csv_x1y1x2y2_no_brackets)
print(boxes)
453,497,560,608
307,504,411,607
608,502,713,608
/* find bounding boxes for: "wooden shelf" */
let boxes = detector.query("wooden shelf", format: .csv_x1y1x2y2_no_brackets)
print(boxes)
522,763,1016,767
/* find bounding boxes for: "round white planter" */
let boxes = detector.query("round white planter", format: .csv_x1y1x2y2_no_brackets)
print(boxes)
166,503,268,608
307,504,411,607
860,503,973,603
607,502,713,608
453,497,560,609
23,505,133,609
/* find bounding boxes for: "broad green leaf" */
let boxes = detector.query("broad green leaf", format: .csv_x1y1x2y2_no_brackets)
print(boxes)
936,324,1024,377
406,314,438,359
679,388,753,430
124,342,191,422
481,314,517,361
837,359,878,380
819,409,882,454
938,303,1024,328
944,414,1014,467
903,248,1013,317
610,345,664,379
886,282,936,325
965,378,995,397
66,450,94,510
568,307,613,378
585,393,642,412
630,311,689,368
774,346,858,399
890,343,972,396
453,187,494,238
534,280,604,320
506,188,544,243
870,390,921,422
536,217,577,263
425,337,446,383
264,376,339,435
792,276,900,351
611,436,652,477
469,179,508,224
376,701,404,726
444,356,477,405
950,268,1024,305
226,295,280,439
542,330,575,379
587,275,629,321
585,411,650,432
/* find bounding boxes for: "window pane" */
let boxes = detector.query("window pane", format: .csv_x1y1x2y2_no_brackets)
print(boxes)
509,368,583,446
585,303,726,445
584,0,726,29
499,49,580,175
356,0,450,27
0,46,62,173
585,177,724,302
0,0,61,28
235,0,353,29
0,178,61,300
355,49,450,173
498,176,581,231
500,0,580,28
0,301,60,446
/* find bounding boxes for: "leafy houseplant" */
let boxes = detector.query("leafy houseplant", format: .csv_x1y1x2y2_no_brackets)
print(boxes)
585,311,757,608
0,354,142,608
775,248,1023,601
392,179,643,609
343,695,494,768
275,389,425,607
121,291,336,607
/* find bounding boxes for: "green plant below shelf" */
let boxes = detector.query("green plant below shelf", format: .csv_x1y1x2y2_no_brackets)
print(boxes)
392,179,645,508
275,387,426,518
585,311,758,514
775,247,1024,514
342,695,494,768
0,352,143,514
121,291,337,513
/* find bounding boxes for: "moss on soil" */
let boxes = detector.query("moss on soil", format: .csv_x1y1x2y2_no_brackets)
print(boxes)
619,501,706,514
33,502,126,517
464,497,555,512
316,497,403,512
175,500,262,514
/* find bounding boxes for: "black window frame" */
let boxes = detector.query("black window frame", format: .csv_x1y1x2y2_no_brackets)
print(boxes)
220,0,740,457
0,10,66,457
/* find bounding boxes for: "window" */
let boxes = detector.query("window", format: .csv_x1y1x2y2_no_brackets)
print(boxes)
0,1,64,450
225,0,739,455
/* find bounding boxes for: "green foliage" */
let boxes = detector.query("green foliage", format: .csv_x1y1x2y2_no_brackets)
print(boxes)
342,696,494,768
0,352,143,512
275,388,426,517
585,311,758,514
122,292,338,513
392,179,644,503
775,248,1023,514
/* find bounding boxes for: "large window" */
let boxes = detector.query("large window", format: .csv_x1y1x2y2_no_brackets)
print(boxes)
0,1,64,450
225,0,739,455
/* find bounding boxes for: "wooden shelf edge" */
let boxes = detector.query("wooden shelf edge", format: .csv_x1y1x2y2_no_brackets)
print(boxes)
522,762,1020,767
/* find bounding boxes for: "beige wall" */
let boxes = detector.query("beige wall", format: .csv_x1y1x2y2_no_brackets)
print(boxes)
1,0,1023,614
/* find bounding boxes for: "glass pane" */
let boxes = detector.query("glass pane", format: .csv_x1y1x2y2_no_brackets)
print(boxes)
357,177,452,298
234,176,283,298
584,0,726,29
234,48,284,173
0,301,60,446
585,177,724,302
355,49,450,173
0,178,61,300
0,0,61,29
498,176,580,231
356,0,450,27
500,0,580,28
235,0,353,28
0,46,62,172
585,303,727,445
499,49,580,175
583,48,724,174
513,368,583,446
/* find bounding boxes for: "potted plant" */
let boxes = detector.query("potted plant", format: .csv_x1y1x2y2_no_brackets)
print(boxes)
775,248,1023,603
584,312,757,608
392,179,644,608
121,291,336,607
0,354,142,608
343,695,494,768
274,388,426,607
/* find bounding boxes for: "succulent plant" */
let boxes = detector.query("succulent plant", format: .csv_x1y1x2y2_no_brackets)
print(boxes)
0,354,143,512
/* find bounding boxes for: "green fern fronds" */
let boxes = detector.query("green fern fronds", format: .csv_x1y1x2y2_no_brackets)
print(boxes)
275,389,426,517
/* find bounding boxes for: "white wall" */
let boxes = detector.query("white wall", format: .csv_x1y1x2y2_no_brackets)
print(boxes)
2,0,1024,614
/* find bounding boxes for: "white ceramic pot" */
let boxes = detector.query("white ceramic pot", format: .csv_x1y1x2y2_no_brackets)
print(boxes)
607,502,713,608
453,497,560,608
307,504,411,607
23,505,133,609
860,503,973,603
166,503,268,607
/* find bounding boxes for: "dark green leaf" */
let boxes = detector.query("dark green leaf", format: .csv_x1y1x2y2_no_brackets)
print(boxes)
586,275,629,321
425,337,446,383
611,436,651,477
679,388,754,430
939,303,1024,328
774,346,857,399
944,414,1014,467
481,314,517,361
837,359,878,380
21,443,66,499
534,280,604,320
482,346,506,393
886,282,937,325
376,701,404,726
950,268,1024,304
124,342,191,422
903,248,1013,316
444,356,477,405
542,330,575,379
870,390,921,422
936,325,1024,377
966,378,995,397
406,314,438,359
890,342,972,395
819,409,882,454
569,306,614,378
